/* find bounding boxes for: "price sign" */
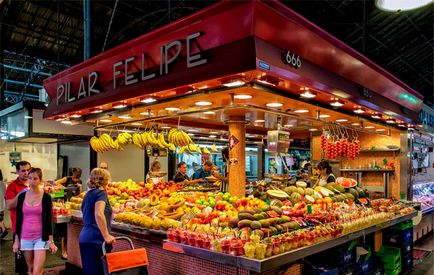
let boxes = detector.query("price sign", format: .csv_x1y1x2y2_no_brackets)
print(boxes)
283,51,302,68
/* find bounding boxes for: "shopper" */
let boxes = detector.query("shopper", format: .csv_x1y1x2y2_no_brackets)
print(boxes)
5,160,31,275
13,168,57,275
220,147,230,192
173,162,205,185
79,168,115,275
192,160,213,180
0,169,8,239
313,160,336,187
99,162,109,170
146,161,164,184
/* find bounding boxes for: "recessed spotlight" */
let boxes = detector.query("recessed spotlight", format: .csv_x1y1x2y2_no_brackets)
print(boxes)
90,108,103,114
398,124,406,127
131,122,142,126
300,90,317,98
294,109,309,113
140,97,157,104
222,78,245,87
113,102,127,109
118,115,131,119
319,114,330,118
234,94,252,99
336,119,348,123
203,111,215,115
257,75,280,86
351,122,361,126
386,118,396,124
371,113,382,119
161,126,171,129
100,119,112,123
309,128,318,132
376,129,386,132
195,101,212,106
187,133,195,136
165,107,180,111
330,100,344,107
209,135,217,138
61,120,72,125
70,113,82,118
354,108,365,114
364,126,375,129
266,102,283,107
255,119,265,123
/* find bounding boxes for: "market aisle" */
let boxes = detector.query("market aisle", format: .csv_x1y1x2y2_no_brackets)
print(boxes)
407,232,433,275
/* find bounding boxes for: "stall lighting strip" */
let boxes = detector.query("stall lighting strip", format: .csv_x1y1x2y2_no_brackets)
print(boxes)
93,103,390,136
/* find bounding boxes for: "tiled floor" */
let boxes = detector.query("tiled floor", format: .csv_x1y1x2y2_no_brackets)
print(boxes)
407,233,434,275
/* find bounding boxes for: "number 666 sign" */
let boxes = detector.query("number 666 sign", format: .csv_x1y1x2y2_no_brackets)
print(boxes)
282,51,302,68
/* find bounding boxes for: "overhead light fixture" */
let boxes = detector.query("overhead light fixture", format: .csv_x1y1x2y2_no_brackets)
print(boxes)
222,77,245,88
319,114,330,118
336,119,348,123
131,122,142,126
209,135,217,138
398,123,407,127
371,113,382,119
100,119,112,123
309,128,318,132
300,90,317,99
376,129,386,132
255,119,265,123
165,107,180,111
140,97,157,104
195,101,212,106
61,120,72,125
330,100,344,107
234,94,252,99
118,115,131,119
70,113,82,118
113,102,127,109
386,118,396,124
24,115,33,119
364,126,375,129
351,122,361,126
354,108,366,114
140,111,155,116
284,124,294,127
161,126,172,129
90,108,103,114
266,102,283,107
256,75,280,86
187,133,195,136
203,111,215,115
294,109,309,113
375,0,433,12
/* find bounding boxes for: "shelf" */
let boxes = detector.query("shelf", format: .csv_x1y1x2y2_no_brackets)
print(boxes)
422,206,434,216
360,148,400,152
340,169,395,172
163,212,417,273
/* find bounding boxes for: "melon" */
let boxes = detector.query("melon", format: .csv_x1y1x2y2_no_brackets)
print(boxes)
348,188,359,199
305,188,314,196
284,186,298,195
267,190,288,199
332,184,345,193
296,181,307,188
296,187,305,196
305,195,315,204
290,192,302,203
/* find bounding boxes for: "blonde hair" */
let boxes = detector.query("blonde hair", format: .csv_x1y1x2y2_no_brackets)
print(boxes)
88,168,111,189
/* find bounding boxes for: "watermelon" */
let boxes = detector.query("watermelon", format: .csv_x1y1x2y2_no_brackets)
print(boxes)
336,177,357,188
356,187,366,198
348,188,359,199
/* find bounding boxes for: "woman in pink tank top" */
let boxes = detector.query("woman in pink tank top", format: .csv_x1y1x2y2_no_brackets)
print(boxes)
13,168,57,275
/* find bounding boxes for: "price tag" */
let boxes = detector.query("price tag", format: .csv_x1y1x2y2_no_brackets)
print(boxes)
307,204,312,214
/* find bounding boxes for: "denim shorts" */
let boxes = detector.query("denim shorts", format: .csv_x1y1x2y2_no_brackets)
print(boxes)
20,238,49,251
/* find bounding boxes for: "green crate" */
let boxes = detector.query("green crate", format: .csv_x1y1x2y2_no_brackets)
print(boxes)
49,189,65,198
377,246,401,270
391,220,413,231
384,265,401,275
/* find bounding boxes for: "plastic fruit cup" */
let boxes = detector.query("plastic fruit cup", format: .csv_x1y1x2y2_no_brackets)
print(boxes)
221,239,231,254
180,232,188,245
230,239,244,256
195,235,204,248
265,243,273,258
210,239,221,252
250,234,260,245
173,229,181,243
202,236,211,249
167,229,175,241
244,242,256,258
255,243,267,260
188,232,197,246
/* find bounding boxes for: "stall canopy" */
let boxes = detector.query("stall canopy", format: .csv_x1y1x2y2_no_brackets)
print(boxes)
43,0,423,125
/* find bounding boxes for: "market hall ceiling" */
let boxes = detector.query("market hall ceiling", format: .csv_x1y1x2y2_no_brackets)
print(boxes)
0,0,432,106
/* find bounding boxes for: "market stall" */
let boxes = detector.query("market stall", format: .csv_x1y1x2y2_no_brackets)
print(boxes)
42,1,425,274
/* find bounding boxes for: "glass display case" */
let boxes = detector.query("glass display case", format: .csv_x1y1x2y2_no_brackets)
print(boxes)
413,182,434,214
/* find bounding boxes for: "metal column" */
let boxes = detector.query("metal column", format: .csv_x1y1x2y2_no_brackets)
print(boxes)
83,0,91,60
0,2,4,110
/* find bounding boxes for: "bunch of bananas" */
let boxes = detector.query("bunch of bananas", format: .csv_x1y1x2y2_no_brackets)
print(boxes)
211,144,219,153
168,128,193,147
117,132,133,145
90,133,123,152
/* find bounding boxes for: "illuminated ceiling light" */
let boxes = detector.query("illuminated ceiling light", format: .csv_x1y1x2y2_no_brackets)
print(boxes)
375,0,433,12
100,119,112,123
209,135,217,138
398,124,406,127
195,101,212,106
371,113,382,119
364,126,375,129
256,75,280,86
90,108,103,114
165,107,180,111
309,128,318,132
376,129,386,132
140,97,157,104
222,77,245,88
131,122,142,126
61,120,72,125
255,119,265,123
139,111,155,116
294,109,309,113
386,118,396,124
203,111,215,115
330,100,344,107
351,122,361,126
161,126,172,129
266,102,283,107
24,115,33,119
113,102,127,109
234,94,252,99
319,114,330,118
336,119,348,123
300,90,317,99
187,133,195,136
70,113,82,118
284,124,294,127
118,115,131,119
354,108,365,114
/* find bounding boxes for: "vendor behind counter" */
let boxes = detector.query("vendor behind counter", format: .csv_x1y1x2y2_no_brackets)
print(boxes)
55,167,82,201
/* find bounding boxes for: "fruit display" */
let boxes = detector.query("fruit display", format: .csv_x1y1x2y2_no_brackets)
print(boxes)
320,128,361,160
52,201,70,216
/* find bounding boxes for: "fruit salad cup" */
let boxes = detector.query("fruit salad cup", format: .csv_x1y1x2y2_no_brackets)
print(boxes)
188,232,197,247
195,234,204,248
255,243,267,260
210,238,222,252
221,238,231,254
202,235,211,249
244,242,256,259
230,239,244,256
180,230,188,245
167,228,176,242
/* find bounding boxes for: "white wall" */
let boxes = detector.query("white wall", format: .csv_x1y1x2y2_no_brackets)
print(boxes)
0,142,57,182
98,144,145,182
59,141,90,187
